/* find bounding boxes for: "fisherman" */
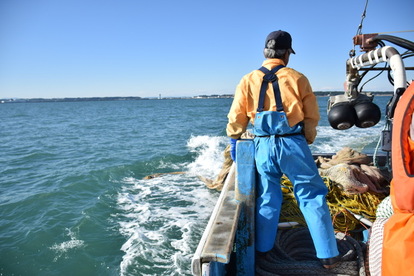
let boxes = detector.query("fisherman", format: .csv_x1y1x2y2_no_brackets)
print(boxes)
226,30,340,268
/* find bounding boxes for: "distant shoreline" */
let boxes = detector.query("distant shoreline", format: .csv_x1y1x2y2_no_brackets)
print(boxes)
0,91,393,104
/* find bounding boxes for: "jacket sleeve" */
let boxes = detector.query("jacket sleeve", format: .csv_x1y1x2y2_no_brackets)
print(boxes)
226,79,250,139
299,76,320,144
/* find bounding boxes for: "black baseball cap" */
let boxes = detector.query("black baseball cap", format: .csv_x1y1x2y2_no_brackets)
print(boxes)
265,30,295,54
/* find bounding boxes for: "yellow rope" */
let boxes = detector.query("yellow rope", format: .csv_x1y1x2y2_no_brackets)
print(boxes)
279,176,387,233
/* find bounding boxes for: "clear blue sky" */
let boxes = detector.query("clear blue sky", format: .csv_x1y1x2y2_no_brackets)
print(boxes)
1,0,413,99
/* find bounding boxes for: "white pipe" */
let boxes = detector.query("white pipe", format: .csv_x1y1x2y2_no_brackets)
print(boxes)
389,53,407,91
346,46,407,93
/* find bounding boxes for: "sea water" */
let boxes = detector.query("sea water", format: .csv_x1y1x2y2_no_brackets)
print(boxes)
0,96,389,276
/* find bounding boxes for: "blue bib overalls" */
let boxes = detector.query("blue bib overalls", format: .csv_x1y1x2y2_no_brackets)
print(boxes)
253,66,339,259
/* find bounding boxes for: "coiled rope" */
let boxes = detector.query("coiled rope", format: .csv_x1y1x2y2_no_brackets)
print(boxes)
256,227,366,276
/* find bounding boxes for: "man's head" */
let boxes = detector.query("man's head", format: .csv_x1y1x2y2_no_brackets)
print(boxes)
263,30,295,59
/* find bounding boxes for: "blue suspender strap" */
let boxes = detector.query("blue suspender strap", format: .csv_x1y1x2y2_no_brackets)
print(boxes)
272,72,284,112
257,67,270,112
257,65,285,112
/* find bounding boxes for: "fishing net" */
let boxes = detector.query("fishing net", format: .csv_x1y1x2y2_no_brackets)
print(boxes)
318,148,389,195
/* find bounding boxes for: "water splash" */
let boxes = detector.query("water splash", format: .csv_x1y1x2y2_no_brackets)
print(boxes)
49,228,85,262
186,135,227,179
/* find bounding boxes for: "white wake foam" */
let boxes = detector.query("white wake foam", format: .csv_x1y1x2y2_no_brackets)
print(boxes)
186,135,227,179
116,138,223,275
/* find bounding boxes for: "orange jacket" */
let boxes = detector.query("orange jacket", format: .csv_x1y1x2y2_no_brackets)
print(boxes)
382,82,414,276
226,59,320,144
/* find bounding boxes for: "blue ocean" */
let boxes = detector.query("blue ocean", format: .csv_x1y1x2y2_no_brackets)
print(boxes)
0,96,389,276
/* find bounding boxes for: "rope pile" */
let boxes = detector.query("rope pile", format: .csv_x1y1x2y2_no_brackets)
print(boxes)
256,228,366,275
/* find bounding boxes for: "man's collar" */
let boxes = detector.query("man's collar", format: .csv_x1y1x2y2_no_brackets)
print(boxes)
262,58,286,68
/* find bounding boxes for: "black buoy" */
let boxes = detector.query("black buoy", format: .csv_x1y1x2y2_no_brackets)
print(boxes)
354,102,381,128
328,103,357,130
